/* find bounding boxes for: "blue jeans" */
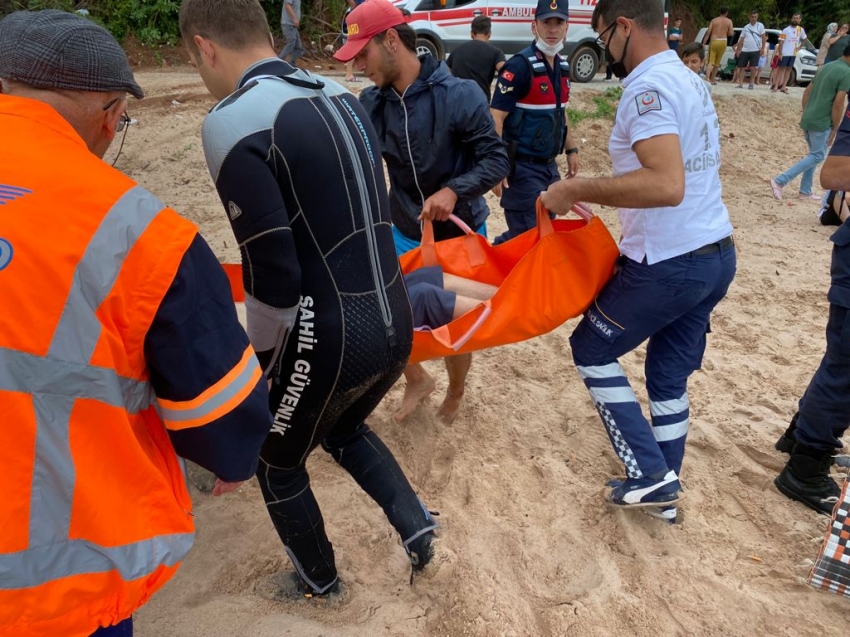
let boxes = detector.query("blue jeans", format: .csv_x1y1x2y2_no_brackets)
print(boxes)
774,128,831,195
570,240,737,478
91,617,132,637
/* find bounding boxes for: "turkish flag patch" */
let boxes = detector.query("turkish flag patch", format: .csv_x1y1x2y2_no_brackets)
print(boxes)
501,70,515,82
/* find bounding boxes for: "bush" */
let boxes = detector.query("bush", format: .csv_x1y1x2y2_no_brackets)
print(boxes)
1,0,352,49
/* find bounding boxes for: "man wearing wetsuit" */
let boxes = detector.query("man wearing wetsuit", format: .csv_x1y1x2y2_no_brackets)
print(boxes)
180,0,438,599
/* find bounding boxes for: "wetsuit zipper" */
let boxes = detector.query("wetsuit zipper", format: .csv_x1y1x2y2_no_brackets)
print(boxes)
315,91,396,344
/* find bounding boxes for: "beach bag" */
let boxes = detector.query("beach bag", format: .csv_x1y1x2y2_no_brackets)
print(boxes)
398,200,619,364
807,473,850,598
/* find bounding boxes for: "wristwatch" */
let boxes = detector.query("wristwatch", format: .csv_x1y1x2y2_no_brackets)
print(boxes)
565,147,579,156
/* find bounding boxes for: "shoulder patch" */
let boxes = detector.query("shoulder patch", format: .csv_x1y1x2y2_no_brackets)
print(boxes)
501,70,515,82
635,90,662,116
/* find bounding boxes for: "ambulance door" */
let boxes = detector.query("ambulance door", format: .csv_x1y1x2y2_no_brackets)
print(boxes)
487,0,535,55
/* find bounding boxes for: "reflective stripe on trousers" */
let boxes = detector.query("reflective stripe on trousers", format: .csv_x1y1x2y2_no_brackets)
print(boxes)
0,185,194,590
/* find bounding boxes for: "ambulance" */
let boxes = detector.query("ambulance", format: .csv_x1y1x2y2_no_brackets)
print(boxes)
392,0,670,82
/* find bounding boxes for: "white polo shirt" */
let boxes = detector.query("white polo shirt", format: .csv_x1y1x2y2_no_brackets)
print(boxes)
609,49,733,264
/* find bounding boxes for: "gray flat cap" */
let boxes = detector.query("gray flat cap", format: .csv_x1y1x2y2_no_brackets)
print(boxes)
0,10,144,99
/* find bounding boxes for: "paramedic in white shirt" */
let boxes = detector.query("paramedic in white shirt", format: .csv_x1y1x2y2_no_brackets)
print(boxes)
540,0,736,523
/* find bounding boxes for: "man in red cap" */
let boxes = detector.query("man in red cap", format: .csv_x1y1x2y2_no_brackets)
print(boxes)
334,0,509,425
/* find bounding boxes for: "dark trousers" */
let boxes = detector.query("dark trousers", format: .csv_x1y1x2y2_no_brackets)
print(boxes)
257,423,438,592
495,159,559,245
570,241,737,478
795,302,850,451
91,618,132,637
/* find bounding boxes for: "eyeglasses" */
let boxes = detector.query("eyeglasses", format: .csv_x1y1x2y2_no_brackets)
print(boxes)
595,22,617,50
103,96,132,166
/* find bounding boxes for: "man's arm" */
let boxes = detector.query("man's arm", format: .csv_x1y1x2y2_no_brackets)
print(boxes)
146,234,270,485
285,1,299,27
444,82,510,199
829,91,849,146
203,120,301,380
802,83,813,109
822,107,850,190
726,19,734,38
702,20,713,44
540,134,685,214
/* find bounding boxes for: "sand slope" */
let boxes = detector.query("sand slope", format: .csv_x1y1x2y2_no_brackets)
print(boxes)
115,70,849,636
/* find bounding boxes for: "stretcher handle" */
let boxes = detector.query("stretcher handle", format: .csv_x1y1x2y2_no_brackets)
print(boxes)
428,299,492,351
420,214,485,268
535,198,594,237
420,213,474,245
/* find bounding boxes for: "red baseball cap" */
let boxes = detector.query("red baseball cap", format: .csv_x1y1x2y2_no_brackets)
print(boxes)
334,0,408,62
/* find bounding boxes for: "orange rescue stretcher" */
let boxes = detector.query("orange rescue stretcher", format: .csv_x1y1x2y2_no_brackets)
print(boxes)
221,200,620,365
399,200,619,363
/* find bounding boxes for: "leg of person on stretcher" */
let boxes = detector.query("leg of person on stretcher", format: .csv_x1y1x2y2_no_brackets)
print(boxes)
395,273,498,424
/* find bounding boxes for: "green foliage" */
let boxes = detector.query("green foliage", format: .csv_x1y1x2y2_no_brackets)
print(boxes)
568,86,623,127
672,0,850,44
1,0,355,50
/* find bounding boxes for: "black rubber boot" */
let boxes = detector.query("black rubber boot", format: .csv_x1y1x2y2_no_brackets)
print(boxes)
774,412,799,454
774,442,840,515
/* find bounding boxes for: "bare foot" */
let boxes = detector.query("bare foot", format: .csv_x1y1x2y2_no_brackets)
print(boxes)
436,390,464,424
394,374,436,422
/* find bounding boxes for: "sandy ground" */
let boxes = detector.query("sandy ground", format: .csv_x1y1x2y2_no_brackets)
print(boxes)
117,67,850,636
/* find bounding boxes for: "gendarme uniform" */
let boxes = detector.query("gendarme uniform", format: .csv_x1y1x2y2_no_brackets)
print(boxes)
568,50,736,516
491,0,571,245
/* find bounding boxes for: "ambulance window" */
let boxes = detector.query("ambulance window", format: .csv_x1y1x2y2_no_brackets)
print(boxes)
416,0,477,11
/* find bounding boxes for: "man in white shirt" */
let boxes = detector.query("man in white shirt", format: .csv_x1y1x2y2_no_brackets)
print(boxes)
540,0,736,523
734,10,766,89
772,13,810,93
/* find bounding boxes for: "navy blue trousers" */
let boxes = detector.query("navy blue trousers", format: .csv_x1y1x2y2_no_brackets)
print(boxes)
570,241,737,478
91,618,132,637
494,160,559,245
795,302,850,451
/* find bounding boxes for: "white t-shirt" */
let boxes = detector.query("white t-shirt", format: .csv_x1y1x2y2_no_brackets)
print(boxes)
780,25,807,57
609,50,733,264
740,22,765,53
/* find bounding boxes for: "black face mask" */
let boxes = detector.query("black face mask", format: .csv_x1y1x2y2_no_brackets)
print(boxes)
605,25,632,79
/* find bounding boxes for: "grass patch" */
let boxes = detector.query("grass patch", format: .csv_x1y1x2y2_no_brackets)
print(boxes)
568,86,623,127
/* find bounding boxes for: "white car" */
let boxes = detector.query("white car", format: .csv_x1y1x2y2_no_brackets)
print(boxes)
695,26,817,86
393,0,671,83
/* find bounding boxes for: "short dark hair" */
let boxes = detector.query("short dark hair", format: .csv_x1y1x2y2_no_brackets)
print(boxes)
719,6,729,15
471,15,492,35
179,0,271,54
591,0,665,34
681,42,704,59
750,9,759,15
374,23,417,54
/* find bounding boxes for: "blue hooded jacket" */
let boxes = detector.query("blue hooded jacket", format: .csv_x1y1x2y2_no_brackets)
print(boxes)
360,55,509,242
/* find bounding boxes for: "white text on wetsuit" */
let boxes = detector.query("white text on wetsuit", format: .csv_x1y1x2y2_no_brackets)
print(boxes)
271,297,316,436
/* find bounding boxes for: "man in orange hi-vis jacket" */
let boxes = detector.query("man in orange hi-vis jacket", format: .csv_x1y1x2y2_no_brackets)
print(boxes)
0,10,270,637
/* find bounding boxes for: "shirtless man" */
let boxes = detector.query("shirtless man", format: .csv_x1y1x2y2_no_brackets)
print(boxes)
702,6,733,85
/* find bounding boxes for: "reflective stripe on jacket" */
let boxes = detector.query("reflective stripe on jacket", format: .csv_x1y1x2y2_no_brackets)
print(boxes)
503,45,570,160
0,95,243,637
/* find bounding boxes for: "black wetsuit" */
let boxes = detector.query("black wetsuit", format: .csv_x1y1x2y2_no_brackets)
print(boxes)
202,58,437,593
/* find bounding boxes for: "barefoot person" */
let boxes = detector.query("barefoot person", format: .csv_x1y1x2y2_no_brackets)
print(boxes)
180,0,439,599
334,0,509,424
541,0,736,523
701,6,733,85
